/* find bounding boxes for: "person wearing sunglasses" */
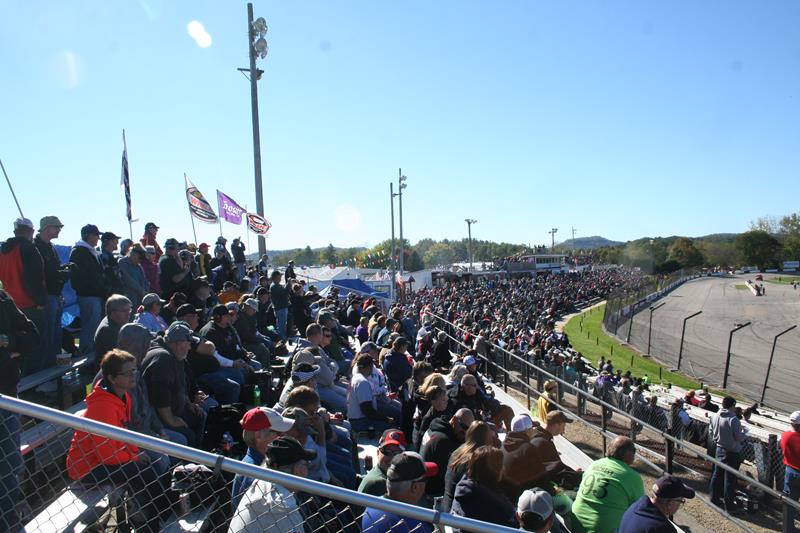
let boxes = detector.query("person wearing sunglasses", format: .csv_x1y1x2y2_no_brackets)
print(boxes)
358,429,407,496
618,474,695,533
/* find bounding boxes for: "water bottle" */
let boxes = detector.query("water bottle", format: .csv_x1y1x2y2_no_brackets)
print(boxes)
253,384,261,406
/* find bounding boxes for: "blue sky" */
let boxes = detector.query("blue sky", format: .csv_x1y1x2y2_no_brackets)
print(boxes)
1,1,798,251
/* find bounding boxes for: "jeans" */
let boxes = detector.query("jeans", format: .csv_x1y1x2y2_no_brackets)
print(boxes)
83,461,166,533
318,385,348,413
326,450,358,490
21,307,44,376
376,398,403,422
785,466,800,531
275,307,289,340
41,295,63,370
77,296,103,356
709,448,742,507
0,409,22,532
197,367,245,404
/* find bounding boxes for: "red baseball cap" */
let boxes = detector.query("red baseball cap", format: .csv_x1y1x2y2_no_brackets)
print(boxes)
240,407,294,432
379,429,407,449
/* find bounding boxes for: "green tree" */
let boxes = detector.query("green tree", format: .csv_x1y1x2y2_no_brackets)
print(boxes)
294,245,316,266
735,230,781,269
697,241,740,268
424,243,456,267
405,250,425,271
667,237,704,268
321,243,338,265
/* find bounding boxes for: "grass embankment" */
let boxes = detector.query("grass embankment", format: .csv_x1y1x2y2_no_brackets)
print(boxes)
734,284,748,290
764,276,800,285
563,304,700,390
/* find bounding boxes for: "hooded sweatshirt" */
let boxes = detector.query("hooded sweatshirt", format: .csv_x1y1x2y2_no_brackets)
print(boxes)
0,236,46,308
450,476,517,532
66,381,138,480
420,417,459,495
499,428,544,502
69,240,106,298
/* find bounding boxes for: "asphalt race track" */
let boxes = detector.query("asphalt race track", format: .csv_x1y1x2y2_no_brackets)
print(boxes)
623,274,800,413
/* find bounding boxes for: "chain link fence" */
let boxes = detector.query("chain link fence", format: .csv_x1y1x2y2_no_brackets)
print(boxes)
430,311,799,533
0,394,525,533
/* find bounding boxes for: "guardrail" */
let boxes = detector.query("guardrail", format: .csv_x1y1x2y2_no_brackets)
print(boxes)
426,311,800,533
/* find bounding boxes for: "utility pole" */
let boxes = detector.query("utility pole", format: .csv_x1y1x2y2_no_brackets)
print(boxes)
244,3,268,258
549,228,558,253
390,183,397,301
571,226,577,256
398,169,407,277
465,219,477,271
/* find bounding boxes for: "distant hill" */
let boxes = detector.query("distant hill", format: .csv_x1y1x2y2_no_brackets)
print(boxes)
560,236,624,250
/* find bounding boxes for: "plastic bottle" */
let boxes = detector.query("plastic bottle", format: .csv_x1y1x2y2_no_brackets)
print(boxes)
253,384,261,406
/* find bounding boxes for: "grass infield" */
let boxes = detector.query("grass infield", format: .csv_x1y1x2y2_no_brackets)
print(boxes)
563,303,701,391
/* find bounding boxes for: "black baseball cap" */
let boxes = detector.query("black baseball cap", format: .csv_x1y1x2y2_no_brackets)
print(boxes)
211,304,229,317
164,238,180,248
266,436,317,468
176,304,201,318
81,224,100,237
101,231,121,241
653,475,695,499
145,222,159,230
386,452,438,482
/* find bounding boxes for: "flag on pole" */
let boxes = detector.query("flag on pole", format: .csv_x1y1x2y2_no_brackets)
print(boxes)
185,174,218,223
120,130,132,222
216,190,245,224
246,212,272,235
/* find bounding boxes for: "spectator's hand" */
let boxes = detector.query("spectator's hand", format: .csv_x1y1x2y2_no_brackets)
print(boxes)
317,407,331,423
194,391,208,405
173,417,189,428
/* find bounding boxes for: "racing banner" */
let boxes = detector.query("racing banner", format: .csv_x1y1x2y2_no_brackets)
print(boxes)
246,212,272,235
184,174,218,223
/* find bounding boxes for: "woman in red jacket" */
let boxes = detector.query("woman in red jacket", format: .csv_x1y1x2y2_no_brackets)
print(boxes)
66,349,165,532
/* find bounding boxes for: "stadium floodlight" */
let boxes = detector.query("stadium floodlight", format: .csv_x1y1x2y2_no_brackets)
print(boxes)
254,37,268,59
252,17,268,36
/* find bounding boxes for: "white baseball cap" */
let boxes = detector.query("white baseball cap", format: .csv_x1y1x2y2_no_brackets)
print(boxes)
790,411,800,425
511,413,534,433
517,489,553,519
13,217,34,231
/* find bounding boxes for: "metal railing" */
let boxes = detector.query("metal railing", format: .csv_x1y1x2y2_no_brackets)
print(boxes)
427,311,800,533
0,394,522,533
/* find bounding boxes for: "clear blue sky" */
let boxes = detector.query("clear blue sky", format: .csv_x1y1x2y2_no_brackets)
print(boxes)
1,1,798,251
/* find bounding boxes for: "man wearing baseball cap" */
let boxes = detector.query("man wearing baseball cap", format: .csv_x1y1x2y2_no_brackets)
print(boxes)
517,489,555,532
358,429,407,496
139,222,162,260
69,224,106,356
781,410,800,527
231,407,294,508
618,474,694,532
159,237,193,300
230,435,316,533
361,451,437,533
0,217,46,374
34,216,68,373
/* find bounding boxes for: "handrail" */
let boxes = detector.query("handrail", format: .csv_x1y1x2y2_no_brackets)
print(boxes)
0,394,521,533
426,311,800,516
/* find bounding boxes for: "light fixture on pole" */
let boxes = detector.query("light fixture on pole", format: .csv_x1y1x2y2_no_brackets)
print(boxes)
390,183,398,302
465,219,477,272
398,170,407,277
548,228,558,253
239,4,269,258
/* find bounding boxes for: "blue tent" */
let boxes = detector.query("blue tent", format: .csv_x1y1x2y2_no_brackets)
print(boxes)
318,278,389,300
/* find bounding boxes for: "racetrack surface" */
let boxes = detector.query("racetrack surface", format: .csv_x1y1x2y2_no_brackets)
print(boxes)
622,274,800,413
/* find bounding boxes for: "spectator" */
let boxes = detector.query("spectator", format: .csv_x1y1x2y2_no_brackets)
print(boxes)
709,396,745,513
277,362,320,410
231,238,246,281
429,331,452,370
355,316,369,344
230,436,316,533
189,277,212,321
234,297,272,366
781,410,800,528
66,349,166,532
134,293,169,334
159,237,193,300
415,386,450,451
159,291,187,325
517,489,556,533
269,269,289,340
571,436,644,533
420,407,475,497
294,348,346,413
449,373,514,431
100,231,124,297
284,260,296,281
231,406,294,509
139,222,162,260
289,281,311,336
69,224,107,355
0,285,39,531
529,411,580,515
347,354,398,433
443,420,496,512
382,336,413,393
140,321,206,446
34,216,69,373
358,429,407,496
0,217,46,374
618,475,695,533
200,304,262,370
93,295,133,359
361,452,438,533
499,413,546,502
195,242,212,278
450,445,517,530
140,245,160,296
118,244,149,309
537,380,558,422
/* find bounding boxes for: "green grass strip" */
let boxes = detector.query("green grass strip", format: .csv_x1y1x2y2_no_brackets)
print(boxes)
563,303,701,390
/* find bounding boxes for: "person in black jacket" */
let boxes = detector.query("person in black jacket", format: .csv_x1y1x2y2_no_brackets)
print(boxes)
100,231,124,297
159,238,193,300
69,224,107,356
235,298,272,366
34,216,71,373
0,287,39,531
450,446,517,531
231,238,246,281
419,407,474,497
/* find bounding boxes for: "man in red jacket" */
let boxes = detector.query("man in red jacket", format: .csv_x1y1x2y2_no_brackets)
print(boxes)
0,217,46,374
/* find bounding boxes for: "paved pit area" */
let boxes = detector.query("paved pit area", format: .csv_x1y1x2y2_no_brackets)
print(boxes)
623,274,800,412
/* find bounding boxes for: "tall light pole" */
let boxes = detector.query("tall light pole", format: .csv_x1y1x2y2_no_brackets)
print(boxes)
549,228,558,253
242,3,268,258
571,226,577,256
465,219,477,271
398,170,407,276
390,183,398,301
